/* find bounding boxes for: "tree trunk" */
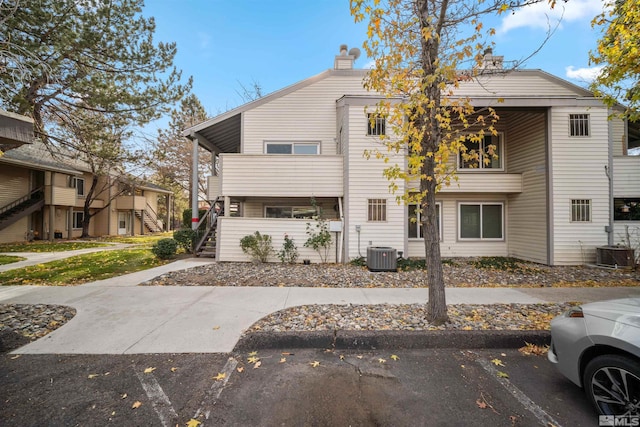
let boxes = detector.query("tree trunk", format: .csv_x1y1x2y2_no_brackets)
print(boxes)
81,176,99,238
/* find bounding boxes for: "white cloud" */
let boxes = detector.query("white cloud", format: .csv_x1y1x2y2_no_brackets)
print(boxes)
565,65,603,82
499,0,605,33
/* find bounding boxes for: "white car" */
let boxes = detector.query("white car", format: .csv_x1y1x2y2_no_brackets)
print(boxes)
548,298,640,416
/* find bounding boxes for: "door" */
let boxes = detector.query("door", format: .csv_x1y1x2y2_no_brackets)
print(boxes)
118,212,129,235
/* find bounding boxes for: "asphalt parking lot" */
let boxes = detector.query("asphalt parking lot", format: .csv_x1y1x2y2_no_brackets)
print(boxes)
0,348,598,426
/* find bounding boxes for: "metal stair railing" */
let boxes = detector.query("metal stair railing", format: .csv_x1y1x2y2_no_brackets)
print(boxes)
194,197,223,254
143,203,163,232
0,187,44,217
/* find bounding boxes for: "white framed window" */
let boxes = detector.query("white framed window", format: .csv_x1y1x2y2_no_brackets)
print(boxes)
265,206,317,219
458,134,503,170
367,113,386,136
408,202,441,240
571,199,591,222
569,114,590,137
367,199,387,222
72,211,84,229
70,177,85,196
265,142,319,155
458,202,504,240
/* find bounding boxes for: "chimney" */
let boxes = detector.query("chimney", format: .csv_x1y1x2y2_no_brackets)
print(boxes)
481,47,503,70
334,44,360,70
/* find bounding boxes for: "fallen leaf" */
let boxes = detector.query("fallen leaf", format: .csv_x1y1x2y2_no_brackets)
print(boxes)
253,361,261,369
88,374,100,379
132,401,142,409
279,358,286,363
518,342,550,356
10,355,20,360
111,411,116,416
390,354,400,361
356,355,363,360
491,358,505,367
104,372,111,376
460,365,466,369
497,371,509,378
213,372,226,381
144,367,156,374
170,367,178,372
121,393,127,399
281,352,293,356
212,325,220,330
186,419,202,427
237,367,244,373
247,356,260,364
310,361,320,368
248,351,258,357
378,358,386,364
476,399,488,409
501,353,507,357
339,355,345,361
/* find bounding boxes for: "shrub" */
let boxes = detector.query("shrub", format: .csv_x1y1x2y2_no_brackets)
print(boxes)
277,234,299,264
182,208,207,228
240,231,273,263
304,197,332,263
152,238,178,260
173,228,196,252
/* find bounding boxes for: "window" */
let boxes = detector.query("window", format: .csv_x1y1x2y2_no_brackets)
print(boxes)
367,113,386,136
368,199,387,221
459,203,503,240
614,198,640,221
569,114,590,137
72,211,84,229
70,177,85,196
408,203,441,240
265,142,319,155
265,206,317,219
458,134,502,170
571,199,591,222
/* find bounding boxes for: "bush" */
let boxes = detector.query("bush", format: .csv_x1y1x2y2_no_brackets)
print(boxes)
277,234,298,264
173,228,196,252
152,238,178,260
182,208,207,228
240,231,273,263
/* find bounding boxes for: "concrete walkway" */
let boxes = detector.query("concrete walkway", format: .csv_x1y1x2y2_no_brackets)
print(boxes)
1,253,639,354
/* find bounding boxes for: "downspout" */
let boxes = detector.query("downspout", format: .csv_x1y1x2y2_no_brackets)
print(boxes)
191,133,199,231
605,118,615,246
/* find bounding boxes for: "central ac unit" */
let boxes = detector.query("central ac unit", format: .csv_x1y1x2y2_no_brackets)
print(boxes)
367,247,397,272
596,246,635,269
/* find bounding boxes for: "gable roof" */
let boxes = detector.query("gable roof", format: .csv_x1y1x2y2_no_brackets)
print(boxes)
0,141,81,175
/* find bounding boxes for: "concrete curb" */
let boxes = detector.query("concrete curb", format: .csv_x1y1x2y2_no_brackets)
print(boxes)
234,330,551,352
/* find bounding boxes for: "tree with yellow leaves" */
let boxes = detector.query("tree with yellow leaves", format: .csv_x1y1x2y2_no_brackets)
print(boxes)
590,0,640,121
351,0,552,324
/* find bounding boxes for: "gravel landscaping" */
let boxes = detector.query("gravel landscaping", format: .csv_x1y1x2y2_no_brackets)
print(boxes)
0,304,76,353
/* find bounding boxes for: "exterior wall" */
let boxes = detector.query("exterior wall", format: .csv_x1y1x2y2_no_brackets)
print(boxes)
550,106,610,264
0,165,32,243
505,111,549,264
217,217,338,263
611,117,626,157
241,72,370,155
613,156,640,196
220,154,343,197
455,71,582,98
241,198,338,219
343,103,405,261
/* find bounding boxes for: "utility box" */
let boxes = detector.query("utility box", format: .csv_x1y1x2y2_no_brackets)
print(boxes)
367,247,397,272
596,246,635,269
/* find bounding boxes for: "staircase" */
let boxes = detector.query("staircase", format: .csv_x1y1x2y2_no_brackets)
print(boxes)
0,188,45,232
195,198,224,258
135,203,164,233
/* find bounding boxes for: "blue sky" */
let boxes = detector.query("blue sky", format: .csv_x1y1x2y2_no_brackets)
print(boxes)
141,0,606,132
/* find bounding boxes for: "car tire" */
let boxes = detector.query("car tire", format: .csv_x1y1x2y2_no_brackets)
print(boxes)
583,354,640,416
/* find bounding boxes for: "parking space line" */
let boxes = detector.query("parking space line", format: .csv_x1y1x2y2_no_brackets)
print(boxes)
477,357,563,427
135,370,178,427
193,357,239,423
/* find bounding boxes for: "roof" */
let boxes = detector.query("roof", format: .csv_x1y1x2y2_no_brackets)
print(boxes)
0,142,82,175
0,109,35,151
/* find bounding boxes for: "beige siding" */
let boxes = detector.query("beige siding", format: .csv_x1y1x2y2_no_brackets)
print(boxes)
217,217,338,263
611,117,626,157
613,156,640,196
505,111,548,264
454,72,583,98
207,175,221,200
430,173,522,193
242,74,370,155
550,107,610,265
220,154,343,197
343,105,405,261
0,218,29,243
0,165,30,207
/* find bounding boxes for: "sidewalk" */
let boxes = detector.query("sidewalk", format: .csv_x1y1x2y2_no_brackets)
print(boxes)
1,255,639,354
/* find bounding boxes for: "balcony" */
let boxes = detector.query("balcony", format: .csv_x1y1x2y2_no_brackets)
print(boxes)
408,173,523,193
116,195,146,210
219,154,344,197
44,185,77,206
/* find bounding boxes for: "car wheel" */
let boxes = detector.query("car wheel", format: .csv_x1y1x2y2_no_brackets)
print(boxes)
583,354,640,416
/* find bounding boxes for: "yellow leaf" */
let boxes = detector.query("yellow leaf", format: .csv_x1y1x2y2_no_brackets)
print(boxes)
247,356,260,364
186,419,201,427
10,355,20,360
491,358,505,367
279,357,286,363
121,393,127,399
378,358,386,364
339,355,345,361
497,371,509,378
132,401,142,409
356,355,363,360
213,372,226,381
88,374,100,379
212,326,220,330
237,367,244,373
143,367,156,374
310,361,320,368
390,354,399,361
253,361,261,369
248,351,258,357
170,367,178,372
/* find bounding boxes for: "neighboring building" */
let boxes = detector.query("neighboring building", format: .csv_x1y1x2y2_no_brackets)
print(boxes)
184,47,640,266
0,109,35,153
0,141,173,243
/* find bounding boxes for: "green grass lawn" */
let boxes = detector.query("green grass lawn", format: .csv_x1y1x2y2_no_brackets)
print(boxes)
0,248,168,286
0,241,109,253
0,255,26,265
96,232,173,246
